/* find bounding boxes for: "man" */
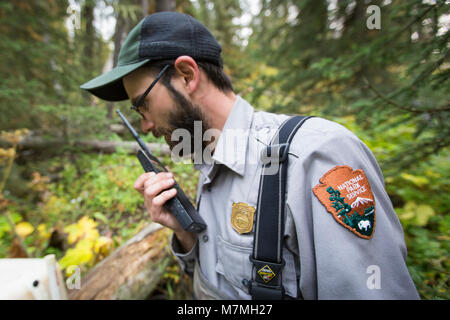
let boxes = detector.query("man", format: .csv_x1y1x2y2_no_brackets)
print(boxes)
81,12,419,299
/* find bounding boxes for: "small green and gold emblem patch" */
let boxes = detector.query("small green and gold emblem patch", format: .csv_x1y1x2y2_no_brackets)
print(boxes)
257,265,276,283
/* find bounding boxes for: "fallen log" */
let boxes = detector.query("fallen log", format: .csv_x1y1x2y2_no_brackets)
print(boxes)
69,223,172,300
0,136,170,156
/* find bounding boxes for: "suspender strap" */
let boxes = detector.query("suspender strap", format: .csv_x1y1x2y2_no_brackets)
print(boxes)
248,115,313,300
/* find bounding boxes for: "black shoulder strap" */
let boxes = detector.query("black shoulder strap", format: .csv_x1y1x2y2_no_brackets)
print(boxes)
248,115,313,300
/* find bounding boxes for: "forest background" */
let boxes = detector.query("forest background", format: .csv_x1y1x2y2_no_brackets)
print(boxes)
0,0,448,299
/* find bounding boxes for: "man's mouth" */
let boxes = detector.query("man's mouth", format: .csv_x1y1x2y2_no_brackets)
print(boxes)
151,131,159,138
152,128,165,139
164,134,171,145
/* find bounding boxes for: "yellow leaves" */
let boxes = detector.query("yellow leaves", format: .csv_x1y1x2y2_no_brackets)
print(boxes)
0,129,28,167
262,65,279,77
64,216,99,245
15,221,34,238
424,169,441,179
245,64,279,83
59,239,95,273
398,202,435,227
0,129,29,145
385,176,394,184
0,148,15,161
59,216,113,275
59,235,113,275
400,173,429,187
94,236,113,256
37,223,51,240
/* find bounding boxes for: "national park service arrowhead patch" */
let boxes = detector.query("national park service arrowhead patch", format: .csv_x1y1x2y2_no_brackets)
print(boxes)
313,165,376,239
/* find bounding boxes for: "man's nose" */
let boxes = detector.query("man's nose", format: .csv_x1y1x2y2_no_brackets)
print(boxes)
140,118,155,134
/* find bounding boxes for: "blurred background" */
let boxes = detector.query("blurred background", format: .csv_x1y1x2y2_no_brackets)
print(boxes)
0,0,448,299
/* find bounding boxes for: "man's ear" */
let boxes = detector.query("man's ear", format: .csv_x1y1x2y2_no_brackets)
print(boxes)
174,56,199,93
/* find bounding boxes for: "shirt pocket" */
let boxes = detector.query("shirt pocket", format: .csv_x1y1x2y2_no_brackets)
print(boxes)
216,237,299,299
215,235,253,296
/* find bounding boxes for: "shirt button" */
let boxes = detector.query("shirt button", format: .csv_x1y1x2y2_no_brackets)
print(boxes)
202,235,209,243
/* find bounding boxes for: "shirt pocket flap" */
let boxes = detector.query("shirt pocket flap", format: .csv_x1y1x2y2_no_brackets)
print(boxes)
215,236,253,294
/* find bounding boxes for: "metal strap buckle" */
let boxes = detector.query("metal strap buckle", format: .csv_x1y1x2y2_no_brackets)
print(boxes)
260,143,290,165
249,256,285,272
247,280,285,300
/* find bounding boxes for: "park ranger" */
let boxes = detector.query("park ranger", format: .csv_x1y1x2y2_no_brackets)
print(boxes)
81,12,419,299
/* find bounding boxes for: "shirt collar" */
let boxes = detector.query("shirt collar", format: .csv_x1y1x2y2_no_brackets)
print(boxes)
195,95,254,177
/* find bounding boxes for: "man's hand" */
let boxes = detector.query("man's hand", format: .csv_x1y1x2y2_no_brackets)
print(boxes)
134,171,195,253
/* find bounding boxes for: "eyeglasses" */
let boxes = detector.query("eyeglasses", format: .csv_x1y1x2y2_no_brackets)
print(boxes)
130,64,170,119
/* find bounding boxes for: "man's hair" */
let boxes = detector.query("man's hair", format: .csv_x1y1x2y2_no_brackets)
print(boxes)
142,59,234,93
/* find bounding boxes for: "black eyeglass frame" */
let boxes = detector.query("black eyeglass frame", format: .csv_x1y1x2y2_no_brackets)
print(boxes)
130,64,170,119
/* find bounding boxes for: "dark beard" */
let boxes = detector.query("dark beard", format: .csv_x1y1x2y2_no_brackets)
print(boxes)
155,82,214,160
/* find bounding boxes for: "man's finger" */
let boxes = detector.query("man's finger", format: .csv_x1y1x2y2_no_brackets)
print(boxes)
143,171,173,188
152,188,177,207
134,172,156,193
144,177,175,199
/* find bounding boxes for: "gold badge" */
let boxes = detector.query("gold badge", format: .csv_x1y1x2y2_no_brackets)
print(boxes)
231,202,255,234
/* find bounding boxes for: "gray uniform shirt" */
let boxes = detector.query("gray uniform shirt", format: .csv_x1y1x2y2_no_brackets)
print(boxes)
170,95,419,299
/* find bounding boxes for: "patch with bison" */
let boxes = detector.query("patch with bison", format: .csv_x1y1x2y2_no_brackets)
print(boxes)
313,165,375,239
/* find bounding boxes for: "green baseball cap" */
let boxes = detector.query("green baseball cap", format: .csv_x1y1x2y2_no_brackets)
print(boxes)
80,12,223,101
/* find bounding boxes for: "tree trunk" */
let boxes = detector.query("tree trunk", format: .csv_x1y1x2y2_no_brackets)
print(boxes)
1,136,170,156
81,0,96,105
83,0,95,61
155,0,176,12
141,0,149,18
69,223,172,300
106,5,129,118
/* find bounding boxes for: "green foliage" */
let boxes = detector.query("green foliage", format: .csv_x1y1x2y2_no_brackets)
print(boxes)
0,212,22,239
0,0,448,300
34,104,113,141
192,0,249,93
247,0,449,170
331,115,449,299
0,150,198,285
0,0,111,131
405,225,449,300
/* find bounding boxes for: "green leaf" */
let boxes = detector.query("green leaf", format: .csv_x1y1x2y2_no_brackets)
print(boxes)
93,212,109,224
413,205,435,227
400,173,430,187
400,202,435,227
